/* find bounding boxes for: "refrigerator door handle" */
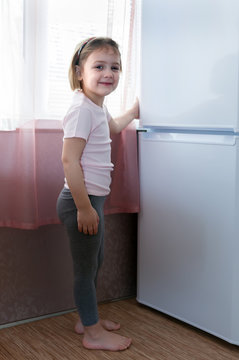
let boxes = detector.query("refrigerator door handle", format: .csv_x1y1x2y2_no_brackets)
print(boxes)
141,132,238,146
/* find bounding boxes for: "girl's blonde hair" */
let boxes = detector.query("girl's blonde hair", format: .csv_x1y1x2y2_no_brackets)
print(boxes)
68,37,122,91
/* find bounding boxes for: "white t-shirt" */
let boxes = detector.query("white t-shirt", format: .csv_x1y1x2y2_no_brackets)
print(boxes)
62,91,114,196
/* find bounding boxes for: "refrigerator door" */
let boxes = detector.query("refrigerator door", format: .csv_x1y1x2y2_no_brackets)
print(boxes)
137,131,239,344
141,0,239,131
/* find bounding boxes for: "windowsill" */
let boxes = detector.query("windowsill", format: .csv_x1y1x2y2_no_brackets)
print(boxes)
1,119,140,133
35,120,63,131
0,120,63,133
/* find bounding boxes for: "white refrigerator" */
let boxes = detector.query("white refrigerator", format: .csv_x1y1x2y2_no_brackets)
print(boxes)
137,0,239,344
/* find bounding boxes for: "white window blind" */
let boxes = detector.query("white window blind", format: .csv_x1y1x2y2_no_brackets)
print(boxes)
0,0,24,130
45,0,109,119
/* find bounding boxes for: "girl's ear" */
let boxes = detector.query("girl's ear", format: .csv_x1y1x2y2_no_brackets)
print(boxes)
75,65,82,79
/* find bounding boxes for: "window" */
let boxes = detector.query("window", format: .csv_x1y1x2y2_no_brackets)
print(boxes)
39,0,109,119
0,0,24,130
0,0,141,130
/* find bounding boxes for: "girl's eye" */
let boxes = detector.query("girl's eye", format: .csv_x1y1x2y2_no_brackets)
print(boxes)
96,65,103,70
112,66,120,72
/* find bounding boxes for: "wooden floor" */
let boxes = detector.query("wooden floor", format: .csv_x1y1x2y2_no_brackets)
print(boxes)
0,298,239,360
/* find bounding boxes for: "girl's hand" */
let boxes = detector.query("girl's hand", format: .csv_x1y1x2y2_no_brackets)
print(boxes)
109,97,140,134
77,206,99,235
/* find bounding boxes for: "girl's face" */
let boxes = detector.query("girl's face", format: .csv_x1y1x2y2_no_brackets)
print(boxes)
78,47,121,106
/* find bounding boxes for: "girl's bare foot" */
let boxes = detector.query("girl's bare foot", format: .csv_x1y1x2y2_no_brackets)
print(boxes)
82,322,132,351
75,318,120,334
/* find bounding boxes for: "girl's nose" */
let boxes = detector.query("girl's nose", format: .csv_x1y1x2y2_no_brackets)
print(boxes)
104,68,113,77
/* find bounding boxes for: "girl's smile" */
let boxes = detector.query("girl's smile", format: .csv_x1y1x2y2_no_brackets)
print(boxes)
78,48,121,106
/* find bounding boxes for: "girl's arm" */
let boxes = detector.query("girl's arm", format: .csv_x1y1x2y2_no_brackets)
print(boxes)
62,137,99,235
109,98,139,134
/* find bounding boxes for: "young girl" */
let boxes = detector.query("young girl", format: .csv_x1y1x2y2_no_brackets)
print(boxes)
57,37,139,351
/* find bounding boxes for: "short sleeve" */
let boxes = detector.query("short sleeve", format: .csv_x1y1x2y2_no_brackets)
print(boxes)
63,107,92,140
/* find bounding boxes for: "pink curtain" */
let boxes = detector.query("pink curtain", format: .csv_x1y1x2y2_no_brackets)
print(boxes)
0,121,64,229
105,123,139,214
0,120,139,230
0,124,38,229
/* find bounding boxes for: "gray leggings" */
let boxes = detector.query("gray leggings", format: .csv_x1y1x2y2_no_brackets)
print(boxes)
56,187,106,326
